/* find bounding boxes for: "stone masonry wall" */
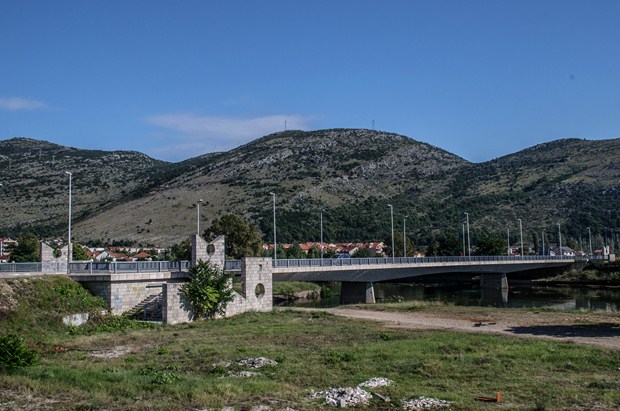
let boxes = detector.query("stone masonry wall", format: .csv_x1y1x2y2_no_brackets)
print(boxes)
191,234,225,267
162,282,192,324
224,257,273,317
71,272,189,315
40,242,68,273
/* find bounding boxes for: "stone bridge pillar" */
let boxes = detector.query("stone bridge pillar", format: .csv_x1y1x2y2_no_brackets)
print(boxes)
40,241,68,273
480,273,508,289
340,282,376,304
192,234,225,268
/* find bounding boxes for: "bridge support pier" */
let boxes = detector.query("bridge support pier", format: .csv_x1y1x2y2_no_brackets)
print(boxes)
340,282,375,304
480,273,508,289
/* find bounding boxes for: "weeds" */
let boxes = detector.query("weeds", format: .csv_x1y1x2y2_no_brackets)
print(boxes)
0,333,39,371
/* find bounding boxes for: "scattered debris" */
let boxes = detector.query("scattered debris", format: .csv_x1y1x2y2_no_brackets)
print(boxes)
211,361,231,368
311,386,373,407
371,391,391,403
228,371,258,378
358,377,393,388
401,396,452,410
88,346,130,359
238,357,278,368
475,391,502,402
473,322,497,327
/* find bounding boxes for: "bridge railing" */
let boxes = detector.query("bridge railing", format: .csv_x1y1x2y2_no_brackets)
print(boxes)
67,260,191,274
0,262,46,273
0,254,598,274
272,255,584,268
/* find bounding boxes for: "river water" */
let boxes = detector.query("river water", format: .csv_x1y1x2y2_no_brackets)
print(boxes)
307,283,620,313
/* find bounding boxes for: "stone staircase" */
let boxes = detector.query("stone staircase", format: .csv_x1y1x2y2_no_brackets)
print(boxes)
126,293,162,322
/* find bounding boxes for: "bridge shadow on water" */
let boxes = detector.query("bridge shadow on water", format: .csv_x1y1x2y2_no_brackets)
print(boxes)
506,323,620,339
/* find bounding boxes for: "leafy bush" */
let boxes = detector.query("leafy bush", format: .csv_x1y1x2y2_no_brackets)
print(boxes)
180,260,234,319
0,334,38,371
49,282,106,313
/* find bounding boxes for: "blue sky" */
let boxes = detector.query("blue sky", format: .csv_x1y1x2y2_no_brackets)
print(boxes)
1,0,619,162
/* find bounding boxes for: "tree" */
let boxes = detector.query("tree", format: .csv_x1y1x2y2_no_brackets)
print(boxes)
203,214,263,259
354,247,371,258
71,243,90,261
383,232,415,257
9,232,40,262
426,234,461,256
307,245,320,258
180,260,234,319
168,238,192,260
474,234,505,256
286,243,304,259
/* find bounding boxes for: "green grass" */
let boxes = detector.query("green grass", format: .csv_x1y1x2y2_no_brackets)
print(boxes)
1,309,619,410
273,281,320,296
2,277,619,409
1,276,107,339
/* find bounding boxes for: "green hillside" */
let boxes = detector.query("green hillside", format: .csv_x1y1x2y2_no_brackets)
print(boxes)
0,131,618,252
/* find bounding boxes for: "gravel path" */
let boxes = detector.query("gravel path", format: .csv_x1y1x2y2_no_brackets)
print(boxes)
288,307,620,349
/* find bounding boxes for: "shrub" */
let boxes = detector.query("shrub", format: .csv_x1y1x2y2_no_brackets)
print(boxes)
0,334,38,371
180,260,234,319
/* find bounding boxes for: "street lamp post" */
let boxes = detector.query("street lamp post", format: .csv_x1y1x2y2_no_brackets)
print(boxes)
462,224,466,256
464,212,470,258
269,193,277,266
403,217,407,258
587,226,593,256
542,229,545,256
507,228,510,256
0,183,3,257
65,171,72,273
196,199,203,235
558,223,562,258
320,211,324,262
518,218,523,257
388,204,394,262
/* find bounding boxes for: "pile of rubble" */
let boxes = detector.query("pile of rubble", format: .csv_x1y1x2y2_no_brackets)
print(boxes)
401,396,452,410
310,386,373,408
238,357,278,368
228,371,258,378
210,357,278,378
357,377,393,388
311,378,452,409
310,377,393,407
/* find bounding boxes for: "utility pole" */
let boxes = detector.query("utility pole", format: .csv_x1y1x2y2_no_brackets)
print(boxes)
388,204,394,262
197,199,203,235
270,193,277,266
65,171,72,273
464,212,471,258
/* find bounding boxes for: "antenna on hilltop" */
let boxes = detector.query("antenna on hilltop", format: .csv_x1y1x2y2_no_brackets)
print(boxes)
372,119,375,130
284,120,287,131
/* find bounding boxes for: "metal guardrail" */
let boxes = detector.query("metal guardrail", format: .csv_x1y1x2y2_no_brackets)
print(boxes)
271,255,595,269
0,262,46,273
0,255,601,274
68,260,191,274
224,260,241,270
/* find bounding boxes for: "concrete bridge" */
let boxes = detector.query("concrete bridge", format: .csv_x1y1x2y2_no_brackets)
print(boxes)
266,255,576,303
0,235,579,313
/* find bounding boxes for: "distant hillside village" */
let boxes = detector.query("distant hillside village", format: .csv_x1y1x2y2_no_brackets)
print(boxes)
1,236,613,264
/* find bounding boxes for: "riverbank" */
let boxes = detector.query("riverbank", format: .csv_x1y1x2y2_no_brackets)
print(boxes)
538,260,620,286
2,277,620,410
290,303,620,350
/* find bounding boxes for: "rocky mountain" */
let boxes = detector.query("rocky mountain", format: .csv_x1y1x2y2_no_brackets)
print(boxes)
0,131,618,249
0,138,166,238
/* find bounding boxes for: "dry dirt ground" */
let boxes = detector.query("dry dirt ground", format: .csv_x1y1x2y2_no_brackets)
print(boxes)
288,307,620,350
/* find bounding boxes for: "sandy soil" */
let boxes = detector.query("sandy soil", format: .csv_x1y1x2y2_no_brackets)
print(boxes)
290,307,620,349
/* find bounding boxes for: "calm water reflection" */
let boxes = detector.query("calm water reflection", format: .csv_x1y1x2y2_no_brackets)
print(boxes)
308,283,620,312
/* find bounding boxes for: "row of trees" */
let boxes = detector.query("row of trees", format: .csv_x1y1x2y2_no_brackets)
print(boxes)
6,232,89,262
5,213,609,263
